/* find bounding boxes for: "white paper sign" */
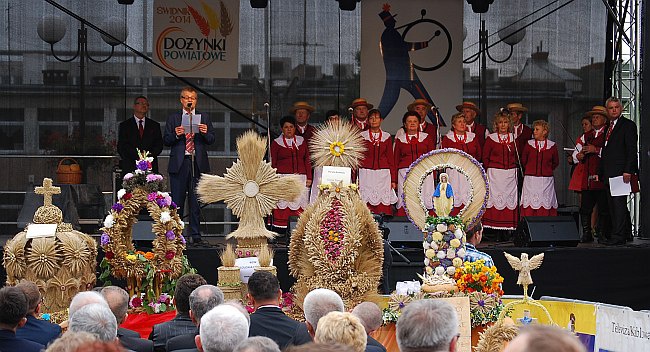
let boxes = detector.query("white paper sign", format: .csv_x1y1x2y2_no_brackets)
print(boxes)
26,224,57,239
321,166,352,186
181,114,201,133
595,305,650,352
235,257,261,284
609,176,632,196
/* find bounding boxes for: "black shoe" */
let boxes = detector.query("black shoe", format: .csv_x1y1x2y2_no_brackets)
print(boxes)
189,238,212,248
603,238,626,246
580,235,594,243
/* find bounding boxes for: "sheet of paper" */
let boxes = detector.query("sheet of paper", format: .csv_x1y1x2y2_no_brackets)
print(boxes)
26,223,57,239
181,114,201,133
609,175,631,196
321,166,352,185
563,147,576,152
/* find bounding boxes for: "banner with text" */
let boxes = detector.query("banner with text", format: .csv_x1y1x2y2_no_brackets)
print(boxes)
153,0,239,78
595,305,650,352
361,0,463,134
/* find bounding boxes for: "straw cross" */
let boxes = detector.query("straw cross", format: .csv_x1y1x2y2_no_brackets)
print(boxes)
35,178,61,207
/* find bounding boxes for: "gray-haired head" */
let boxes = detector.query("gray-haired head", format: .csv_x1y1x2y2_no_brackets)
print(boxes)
351,302,383,333
44,331,99,352
396,299,458,352
100,286,129,324
69,291,108,317
199,304,250,352
303,288,345,331
233,336,281,352
69,303,118,342
189,285,225,324
222,300,251,326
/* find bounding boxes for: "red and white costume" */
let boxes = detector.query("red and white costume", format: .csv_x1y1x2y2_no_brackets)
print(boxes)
359,130,398,215
520,139,559,216
271,134,312,227
352,118,370,131
395,120,438,149
482,132,518,230
441,130,482,215
513,123,533,155
394,131,435,216
296,123,316,142
466,121,490,148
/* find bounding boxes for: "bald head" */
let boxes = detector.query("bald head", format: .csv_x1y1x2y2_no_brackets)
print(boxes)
351,302,383,333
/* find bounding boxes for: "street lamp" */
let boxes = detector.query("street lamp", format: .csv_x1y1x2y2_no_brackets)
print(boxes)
37,15,126,152
464,15,525,121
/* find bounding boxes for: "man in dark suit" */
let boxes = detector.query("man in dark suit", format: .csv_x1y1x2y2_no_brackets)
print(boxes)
599,97,638,245
0,286,44,352
150,274,207,352
163,87,216,245
247,271,312,349
15,281,61,346
166,285,224,352
117,96,164,178
101,286,153,352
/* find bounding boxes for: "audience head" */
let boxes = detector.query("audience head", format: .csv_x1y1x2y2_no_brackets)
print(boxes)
69,303,118,342
69,340,126,352
45,331,100,352
69,291,108,317
247,271,281,306
223,300,251,325
233,336,281,352
284,342,355,352
190,284,225,324
351,301,383,334
100,286,129,324
197,304,250,352
175,273,208,315
16,280,42,315
303,288,345,334
0,286,28,330
504,325,586,352
314,311,367,352
396,299,459,352
466,221,483,245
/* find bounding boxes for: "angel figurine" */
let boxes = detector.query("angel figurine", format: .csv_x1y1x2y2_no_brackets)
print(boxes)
504,252,545,298
432,172,454,217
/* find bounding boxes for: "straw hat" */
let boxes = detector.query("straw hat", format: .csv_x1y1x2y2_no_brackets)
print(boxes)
289,101,315,114
407,99,433,111
506,103,528,113
455,101,480,114
350,98,374,110
586,106,608,117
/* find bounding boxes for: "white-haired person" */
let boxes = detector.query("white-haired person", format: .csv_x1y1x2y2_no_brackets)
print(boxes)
520,120,559,217
351,302,386,352
196,304,250,352
314,312,371,352
302,288,345,337
68,303,118,343
233,336,281,352
358,109,398,215
504,324,586,352
396,299,459,352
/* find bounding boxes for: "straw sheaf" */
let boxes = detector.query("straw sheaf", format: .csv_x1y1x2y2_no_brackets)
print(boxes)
197,130,303,239
3,235,27,281
288,187,383,311
220,243,237,267
27,238,60,279
475,321,519,352
257,245,274,267
58,232,93,276
309,122,366,168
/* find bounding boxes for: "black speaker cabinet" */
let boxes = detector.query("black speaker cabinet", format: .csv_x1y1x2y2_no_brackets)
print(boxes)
514,216,580,247
384,216,423,244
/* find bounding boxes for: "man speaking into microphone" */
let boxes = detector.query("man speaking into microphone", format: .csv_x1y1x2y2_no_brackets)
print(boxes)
164,86,215,246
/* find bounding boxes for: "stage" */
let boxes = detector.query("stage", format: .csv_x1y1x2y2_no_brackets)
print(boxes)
1,237,648,311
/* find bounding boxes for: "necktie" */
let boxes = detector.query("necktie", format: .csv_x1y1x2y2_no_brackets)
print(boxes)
185,132,195,154
138,120,144,138
605,122,613,142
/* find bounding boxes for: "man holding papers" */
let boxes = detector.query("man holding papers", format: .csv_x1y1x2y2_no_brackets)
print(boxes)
598,97,638,245
164,87,215,246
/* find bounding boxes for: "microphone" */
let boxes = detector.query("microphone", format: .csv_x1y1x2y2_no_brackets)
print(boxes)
430,105,439,112
263,102,270,107
348,107,354,113
186,102,193,108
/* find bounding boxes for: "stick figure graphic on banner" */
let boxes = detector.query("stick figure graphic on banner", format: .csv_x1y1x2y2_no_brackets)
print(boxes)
376,3,452,127
433,172,454,217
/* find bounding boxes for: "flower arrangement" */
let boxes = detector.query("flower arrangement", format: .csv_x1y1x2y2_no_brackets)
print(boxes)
422,216,466,277
320,199,346,261
453,260,505,327
245,292,296,314
99,149,195,313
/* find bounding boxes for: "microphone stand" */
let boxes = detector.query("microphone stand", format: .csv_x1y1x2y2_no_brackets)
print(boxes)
264,102,275,232
431,106,442,149
186,102,200,242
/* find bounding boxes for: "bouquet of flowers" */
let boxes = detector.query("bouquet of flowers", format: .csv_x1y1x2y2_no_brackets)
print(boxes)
453,259,505,327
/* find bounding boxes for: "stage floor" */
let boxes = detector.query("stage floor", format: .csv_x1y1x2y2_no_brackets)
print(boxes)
1,236,649,311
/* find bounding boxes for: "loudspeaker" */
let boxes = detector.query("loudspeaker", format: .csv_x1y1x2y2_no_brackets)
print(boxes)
384,217,423,244
514,216,580,247
133,214,155,241
337,0,359,11
250,0,268,8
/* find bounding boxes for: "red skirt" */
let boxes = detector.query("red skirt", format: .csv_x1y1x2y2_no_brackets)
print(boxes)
521,206,557,217
272,207,303,228
483,207,518,230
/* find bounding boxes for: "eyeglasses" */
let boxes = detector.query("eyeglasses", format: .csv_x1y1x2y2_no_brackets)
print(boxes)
181,96,197,100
